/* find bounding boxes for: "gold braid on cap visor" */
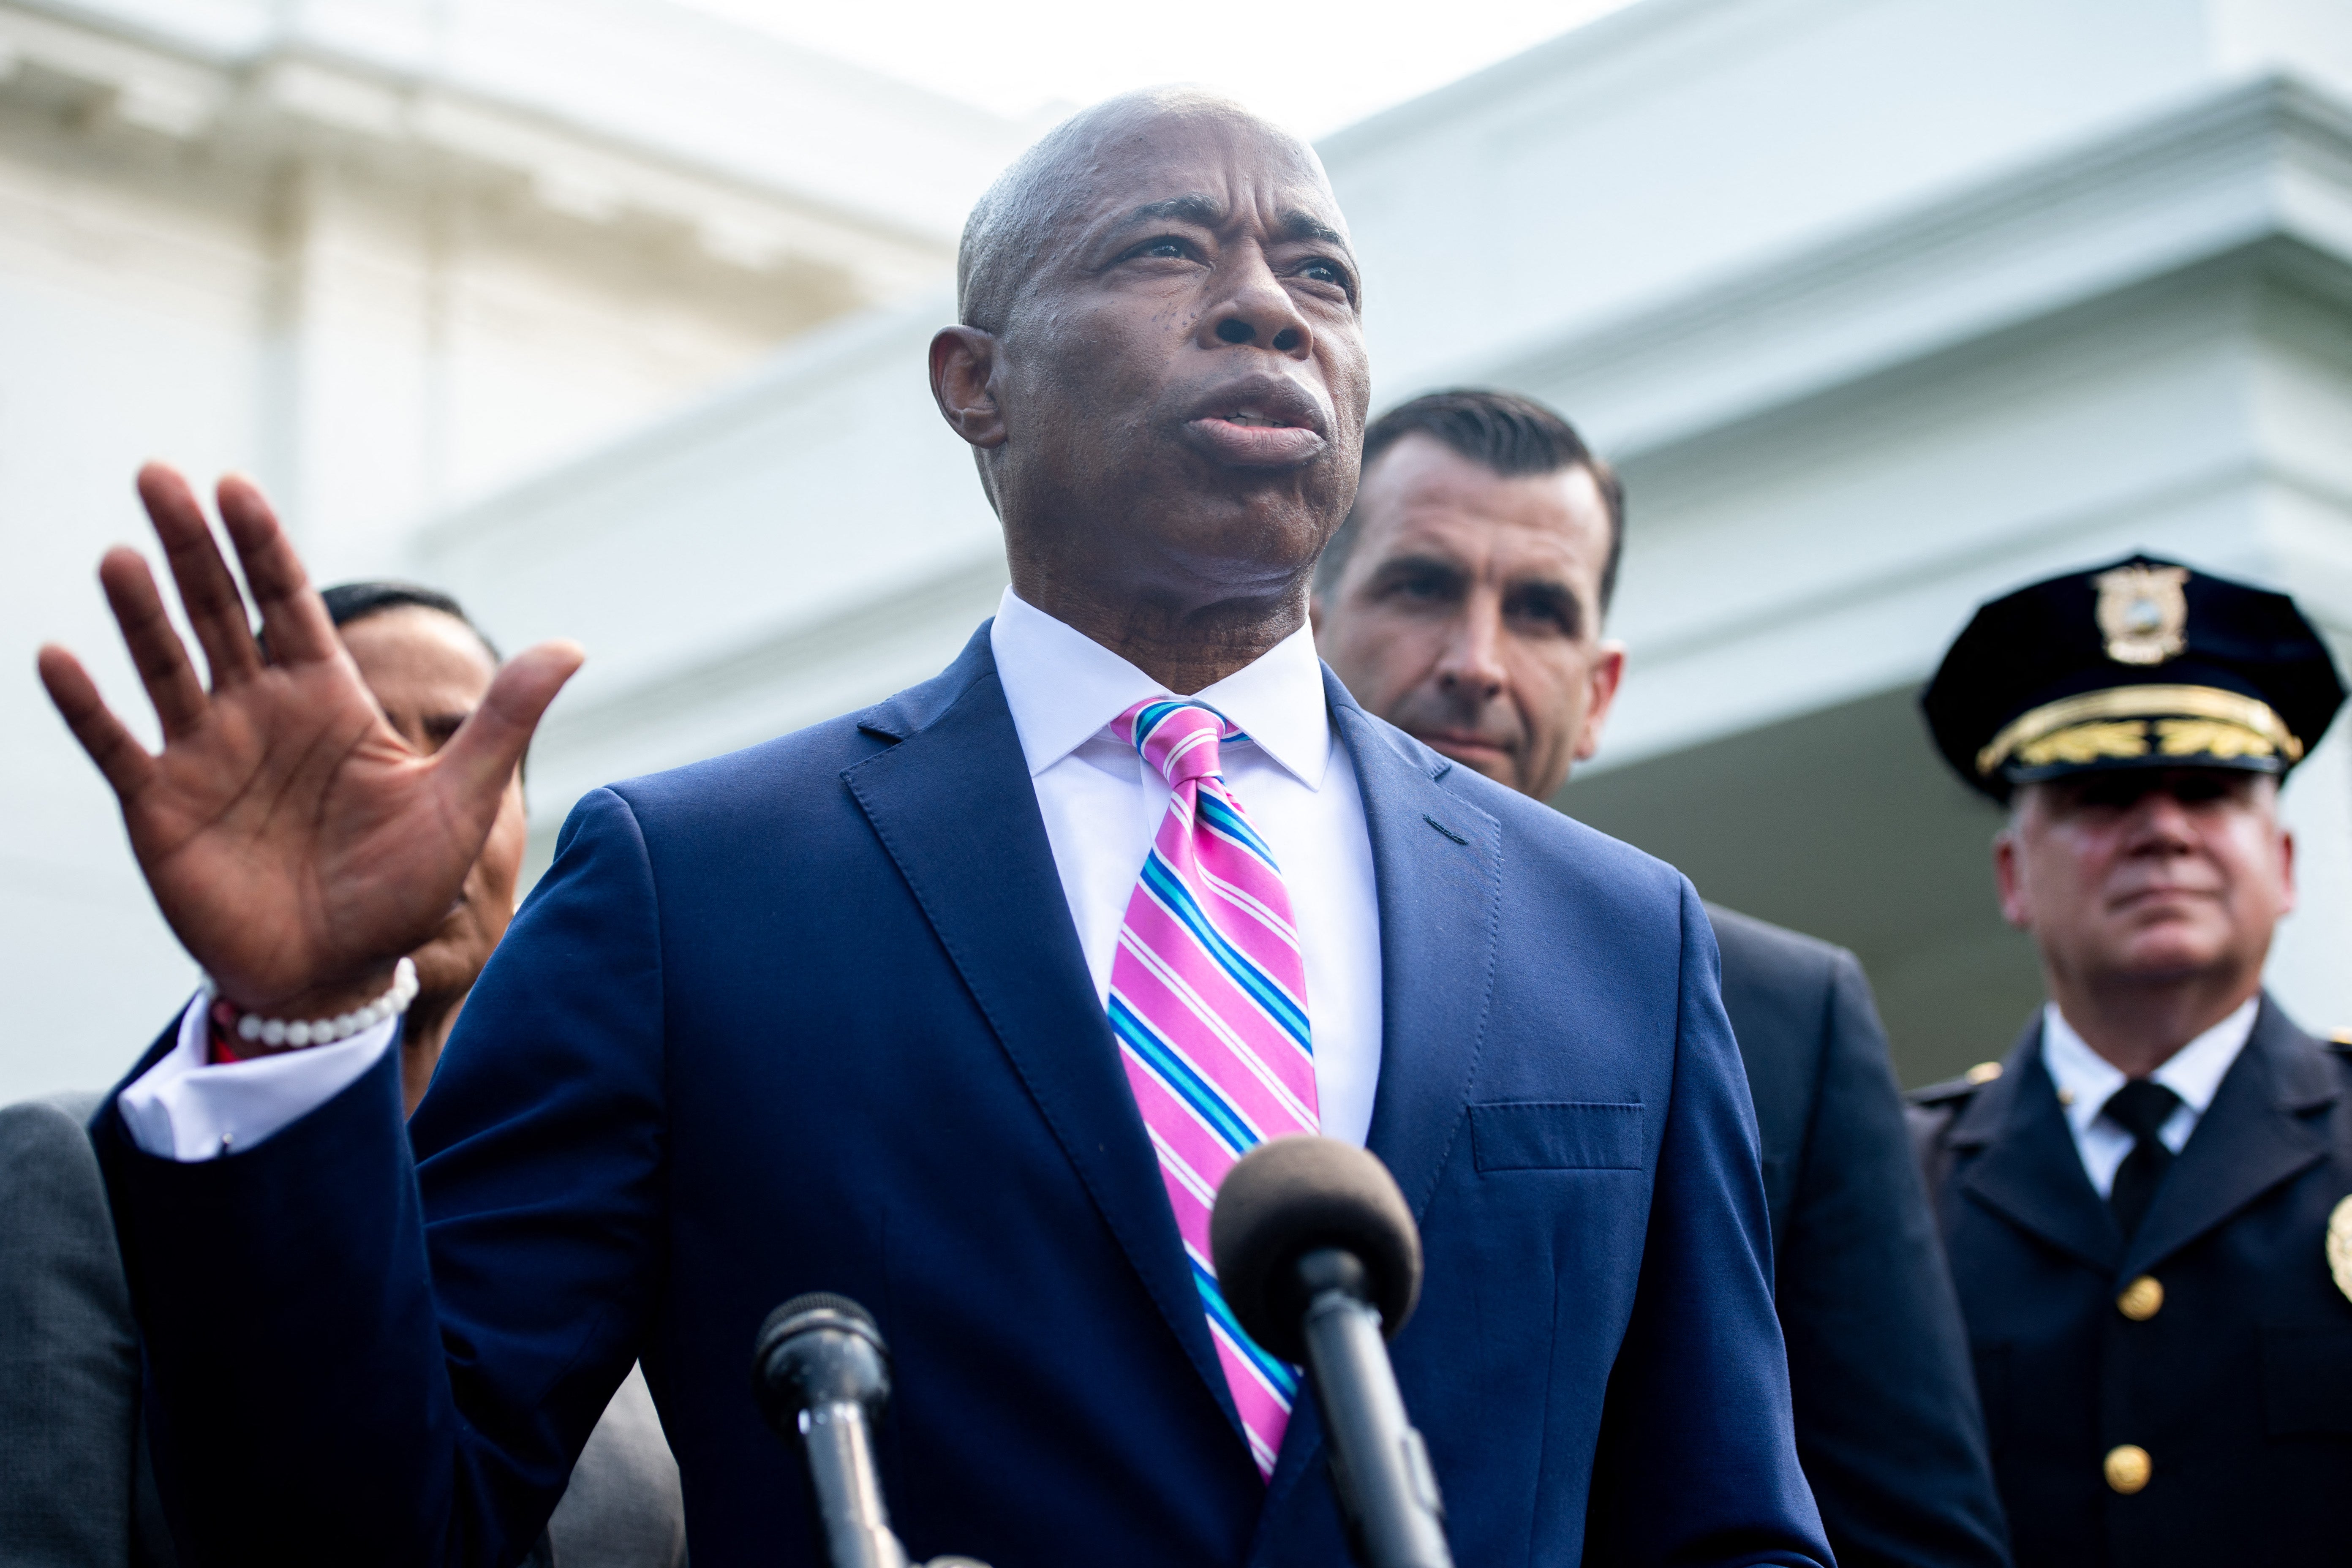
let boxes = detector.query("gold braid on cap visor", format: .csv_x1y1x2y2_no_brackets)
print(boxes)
1974,684,2303,778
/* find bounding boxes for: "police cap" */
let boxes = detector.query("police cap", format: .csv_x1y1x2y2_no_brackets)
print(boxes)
1922,554,2344,802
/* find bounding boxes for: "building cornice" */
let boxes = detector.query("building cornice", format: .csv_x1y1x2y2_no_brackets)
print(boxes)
1390,76,2352,460
0,0,968,286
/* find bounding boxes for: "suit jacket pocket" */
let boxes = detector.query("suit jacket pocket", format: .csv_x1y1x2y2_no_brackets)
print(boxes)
1469,1101,1643,1171
2261,1326,2352,1436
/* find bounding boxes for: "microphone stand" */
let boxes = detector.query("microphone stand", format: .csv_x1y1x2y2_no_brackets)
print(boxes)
753,1293,990,1568
1295,1249,1451,1568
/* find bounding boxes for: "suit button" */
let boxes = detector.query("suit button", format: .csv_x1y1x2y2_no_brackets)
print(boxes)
2105,1444,2152,1494
2116,1275,2164,1320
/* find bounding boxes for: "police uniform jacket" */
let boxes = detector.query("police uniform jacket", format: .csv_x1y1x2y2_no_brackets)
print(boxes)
1911,995,2352,1566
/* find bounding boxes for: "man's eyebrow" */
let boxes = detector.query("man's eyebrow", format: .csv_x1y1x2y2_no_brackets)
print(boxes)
1276,208,1349,250
1116,194,1226,231
1367,552,1467,580
1107,196,1350,253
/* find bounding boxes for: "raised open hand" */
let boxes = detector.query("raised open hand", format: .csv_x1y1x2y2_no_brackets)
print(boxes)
37,464,583,1028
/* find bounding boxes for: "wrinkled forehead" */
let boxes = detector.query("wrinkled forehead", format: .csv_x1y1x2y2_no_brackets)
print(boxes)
1047,107,1349,257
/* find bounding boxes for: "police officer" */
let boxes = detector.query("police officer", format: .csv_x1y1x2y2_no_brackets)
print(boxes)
1910,554,2352,1566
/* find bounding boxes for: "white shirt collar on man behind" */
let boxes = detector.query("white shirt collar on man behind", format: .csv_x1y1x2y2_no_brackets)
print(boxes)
2043,994,2259,1144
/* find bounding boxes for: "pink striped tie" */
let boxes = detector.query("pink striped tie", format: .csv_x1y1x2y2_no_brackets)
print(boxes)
1108,697,1318,1479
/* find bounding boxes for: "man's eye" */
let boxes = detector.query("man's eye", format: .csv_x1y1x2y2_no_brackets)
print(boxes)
1131,236,1191,261
1384,572,1450,601
1298,258,1350,291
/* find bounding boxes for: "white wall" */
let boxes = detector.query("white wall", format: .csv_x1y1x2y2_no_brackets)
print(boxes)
0,0,1035,1099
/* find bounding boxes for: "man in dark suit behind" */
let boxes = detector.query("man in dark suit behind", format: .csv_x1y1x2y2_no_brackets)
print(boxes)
1908,556,2352,1566
1316,389,2009,1568
40,93,1830,1566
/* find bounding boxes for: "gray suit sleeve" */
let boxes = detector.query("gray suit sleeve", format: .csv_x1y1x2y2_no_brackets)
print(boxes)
0,1094,143,1568
542,1364,686,1568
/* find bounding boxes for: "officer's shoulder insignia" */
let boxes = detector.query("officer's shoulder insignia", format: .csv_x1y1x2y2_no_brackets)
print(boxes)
2330,1195,2352,1307
1906,1062,2000,1108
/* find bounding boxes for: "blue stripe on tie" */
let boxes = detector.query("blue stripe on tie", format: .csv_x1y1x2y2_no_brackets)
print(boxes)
1192,1258,1298,1399
1108,994,1258,1155
1195,790,1279,868
1138,855,1312,1051
1132,700,1241,760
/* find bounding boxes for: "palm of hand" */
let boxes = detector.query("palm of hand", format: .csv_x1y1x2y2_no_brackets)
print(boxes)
38,466,582,1020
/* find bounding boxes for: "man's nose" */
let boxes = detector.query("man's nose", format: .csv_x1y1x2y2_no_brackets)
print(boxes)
1198,248,1314,359
2124,788,2200,851
1435,602,1508,702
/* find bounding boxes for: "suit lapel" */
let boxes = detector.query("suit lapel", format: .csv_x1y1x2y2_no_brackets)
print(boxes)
1258,674,1503,1527
1955,1024,2122,1274
2126,999,2337,1275
841,627,1241,1437
1343,683,1504,1222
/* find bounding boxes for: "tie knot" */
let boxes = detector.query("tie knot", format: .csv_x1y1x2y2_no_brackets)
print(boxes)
1116,698,1243,789
2102,1078,2182,1142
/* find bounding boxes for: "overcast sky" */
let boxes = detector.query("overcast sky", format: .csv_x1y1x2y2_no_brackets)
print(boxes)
676,0,1641,139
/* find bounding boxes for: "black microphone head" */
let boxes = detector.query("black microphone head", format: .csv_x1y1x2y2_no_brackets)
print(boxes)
752,1292,891,1437
1210,1136,1422,1364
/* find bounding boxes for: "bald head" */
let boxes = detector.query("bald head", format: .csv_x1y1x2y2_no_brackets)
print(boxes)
957,90,1341,335
927,89,1371,694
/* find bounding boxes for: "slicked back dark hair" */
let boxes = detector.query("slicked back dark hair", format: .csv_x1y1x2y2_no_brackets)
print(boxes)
319,581,499,662
307,580,523,780
1317,389,1626,613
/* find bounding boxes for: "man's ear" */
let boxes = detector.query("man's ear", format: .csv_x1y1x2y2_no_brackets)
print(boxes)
1570,640,1629,763
1993,826,2031,930
929,327,1007,449
2277,825,2297,920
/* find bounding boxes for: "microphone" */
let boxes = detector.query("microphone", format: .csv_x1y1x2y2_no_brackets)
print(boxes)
1211,1137,1454,1568
753,1295,992,1568
754,1293,913,1568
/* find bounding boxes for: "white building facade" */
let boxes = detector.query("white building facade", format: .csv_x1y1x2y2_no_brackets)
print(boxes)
0,0,1038,1096
8,0,2349,1095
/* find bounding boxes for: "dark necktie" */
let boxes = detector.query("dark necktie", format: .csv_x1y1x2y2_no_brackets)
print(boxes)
2103,1078,2182,1241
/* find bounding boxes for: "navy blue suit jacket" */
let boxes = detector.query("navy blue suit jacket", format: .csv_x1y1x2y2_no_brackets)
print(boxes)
1917,1000,2352,1567
1709,908,2007,1568
96,628,1829,1568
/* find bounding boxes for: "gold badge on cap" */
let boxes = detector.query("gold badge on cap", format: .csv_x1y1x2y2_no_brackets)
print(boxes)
2096,564,2190,666
2329,1194,2352,1305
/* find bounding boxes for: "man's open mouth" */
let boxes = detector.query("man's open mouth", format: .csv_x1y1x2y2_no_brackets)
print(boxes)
1183,377,1330,468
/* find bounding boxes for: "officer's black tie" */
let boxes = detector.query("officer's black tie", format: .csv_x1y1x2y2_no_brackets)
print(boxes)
2103,1078,2183,1241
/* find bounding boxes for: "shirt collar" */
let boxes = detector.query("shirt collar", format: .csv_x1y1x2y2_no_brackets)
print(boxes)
2042,995,2259,1136
988,587,1331,788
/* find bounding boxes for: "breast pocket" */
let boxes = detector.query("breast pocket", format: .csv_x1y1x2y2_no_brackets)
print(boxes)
1468,1101,1644,1171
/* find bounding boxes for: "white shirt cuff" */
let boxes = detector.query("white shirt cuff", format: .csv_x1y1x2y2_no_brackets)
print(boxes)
116,994,398,1161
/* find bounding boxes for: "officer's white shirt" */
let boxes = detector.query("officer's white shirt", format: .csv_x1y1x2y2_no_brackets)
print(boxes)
120,588,1385,1161
2041,996,2257,1198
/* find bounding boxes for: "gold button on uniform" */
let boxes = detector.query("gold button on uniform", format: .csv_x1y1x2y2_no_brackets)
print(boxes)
2117,1275,2164,1320
2105,1443,2152,1494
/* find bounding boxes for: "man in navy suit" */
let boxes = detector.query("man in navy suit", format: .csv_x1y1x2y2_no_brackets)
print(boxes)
1314,389,2008,1568
41,91,1830,1567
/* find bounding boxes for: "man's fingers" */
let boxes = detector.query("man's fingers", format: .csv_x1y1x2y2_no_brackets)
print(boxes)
37,645,158,802
97,547,210,738
435,640,586,813
215,474,340,668
136,463,261,687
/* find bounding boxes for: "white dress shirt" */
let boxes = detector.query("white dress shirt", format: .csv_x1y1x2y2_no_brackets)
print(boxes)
120,589,1383,1159
2040,997,2257,1198
990,588,1382,1148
